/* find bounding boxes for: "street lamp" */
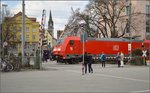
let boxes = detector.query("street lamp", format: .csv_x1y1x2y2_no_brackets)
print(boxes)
2,4,7,22
127,0,132,60
22,0,25,66
78,20,86,64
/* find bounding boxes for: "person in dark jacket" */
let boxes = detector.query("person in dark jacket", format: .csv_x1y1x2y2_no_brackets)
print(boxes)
88,54,93,73
116,52,121,67
84,52,88,74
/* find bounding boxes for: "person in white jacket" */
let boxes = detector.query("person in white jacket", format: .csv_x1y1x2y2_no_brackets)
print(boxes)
120,52,124,67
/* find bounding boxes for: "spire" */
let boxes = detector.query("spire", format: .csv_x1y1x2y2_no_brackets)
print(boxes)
48,10,53,25
48,9,54,36
49,10,52,22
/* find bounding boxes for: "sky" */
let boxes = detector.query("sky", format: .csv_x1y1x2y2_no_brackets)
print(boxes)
1,0,89,38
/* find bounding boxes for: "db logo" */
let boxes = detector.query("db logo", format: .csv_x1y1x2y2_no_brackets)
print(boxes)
70,47,73,51
113,45,119,51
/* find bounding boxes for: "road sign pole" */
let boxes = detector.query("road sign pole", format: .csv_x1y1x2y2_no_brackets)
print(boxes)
142,50,147,66
143,56,146,66
83,33,84,64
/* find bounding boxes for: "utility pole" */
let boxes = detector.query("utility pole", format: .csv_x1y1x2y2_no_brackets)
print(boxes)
40,9,46,69
1,4,7,59
2,4,7,22
149,0,150,63
0,1,2,59
113,0,116,37
22,0,25,66
128,0,132,60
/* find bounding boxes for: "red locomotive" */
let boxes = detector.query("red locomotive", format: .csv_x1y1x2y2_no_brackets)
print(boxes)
51,36,150,64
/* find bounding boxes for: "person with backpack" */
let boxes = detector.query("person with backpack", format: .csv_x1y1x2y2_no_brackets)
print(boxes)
100,52,106,68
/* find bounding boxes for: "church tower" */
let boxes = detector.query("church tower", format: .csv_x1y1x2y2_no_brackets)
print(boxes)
48,10,54,36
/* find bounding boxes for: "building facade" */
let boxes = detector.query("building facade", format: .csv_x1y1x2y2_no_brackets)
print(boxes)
122,0,150,40
57,30,64,39
2,12,40,55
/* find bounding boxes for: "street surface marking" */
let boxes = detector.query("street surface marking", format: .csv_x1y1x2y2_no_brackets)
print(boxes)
66,70,150,83
130,90,150,93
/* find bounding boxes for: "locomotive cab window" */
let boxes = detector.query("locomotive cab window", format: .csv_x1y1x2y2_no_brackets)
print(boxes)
69,40,74,45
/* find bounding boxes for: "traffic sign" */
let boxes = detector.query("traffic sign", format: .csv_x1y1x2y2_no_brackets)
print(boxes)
3,41,8,47
42,40,47,46
142,50,147,57
80,33,87,42
128,43,131,51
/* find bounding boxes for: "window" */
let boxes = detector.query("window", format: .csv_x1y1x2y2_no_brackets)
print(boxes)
19,27,22,32
146,33,150,39
126,6,130,15
146,5,150,18
146,27,150,33
26,27,29,32
32,28,36,32
146,5,150,14
32,35,36,40
20,35,22,41
69,40,74,45
26,35,29,40
146,20,150,33
146,5,150,35
32,43,36,49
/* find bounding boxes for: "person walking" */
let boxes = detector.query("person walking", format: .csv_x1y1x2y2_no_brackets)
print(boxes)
120,52,124,67
100,52,106,68
88,54,93,73
84,52,88,74
116,52,121,67
81,62,84,75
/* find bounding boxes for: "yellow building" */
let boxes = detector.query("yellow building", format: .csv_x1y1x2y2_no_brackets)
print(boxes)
42,30,57,50
2,12,40,55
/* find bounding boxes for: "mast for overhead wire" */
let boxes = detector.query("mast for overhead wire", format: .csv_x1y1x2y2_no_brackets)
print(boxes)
39,9,46,69
22,0,25,66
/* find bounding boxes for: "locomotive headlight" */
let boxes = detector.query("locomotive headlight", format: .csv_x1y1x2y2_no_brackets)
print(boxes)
53,48,56,51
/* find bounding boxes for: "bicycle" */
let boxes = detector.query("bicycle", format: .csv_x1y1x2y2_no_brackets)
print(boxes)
0,58,13,72
9,54,21,72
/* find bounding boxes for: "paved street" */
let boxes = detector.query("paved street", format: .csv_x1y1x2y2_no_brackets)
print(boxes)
0,61,150,93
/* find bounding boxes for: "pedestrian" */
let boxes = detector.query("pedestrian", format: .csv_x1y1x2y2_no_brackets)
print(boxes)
81,62,84,75
100,52,106,68
43,50,48,62
84,52,88,74
120,52,124,67
116,52,121,67
88,53,93,73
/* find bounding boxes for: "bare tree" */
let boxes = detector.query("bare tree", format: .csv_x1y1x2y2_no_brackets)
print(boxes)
62,7,97,38
62,0,128,38
86,0,128,38
1,10,19,55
